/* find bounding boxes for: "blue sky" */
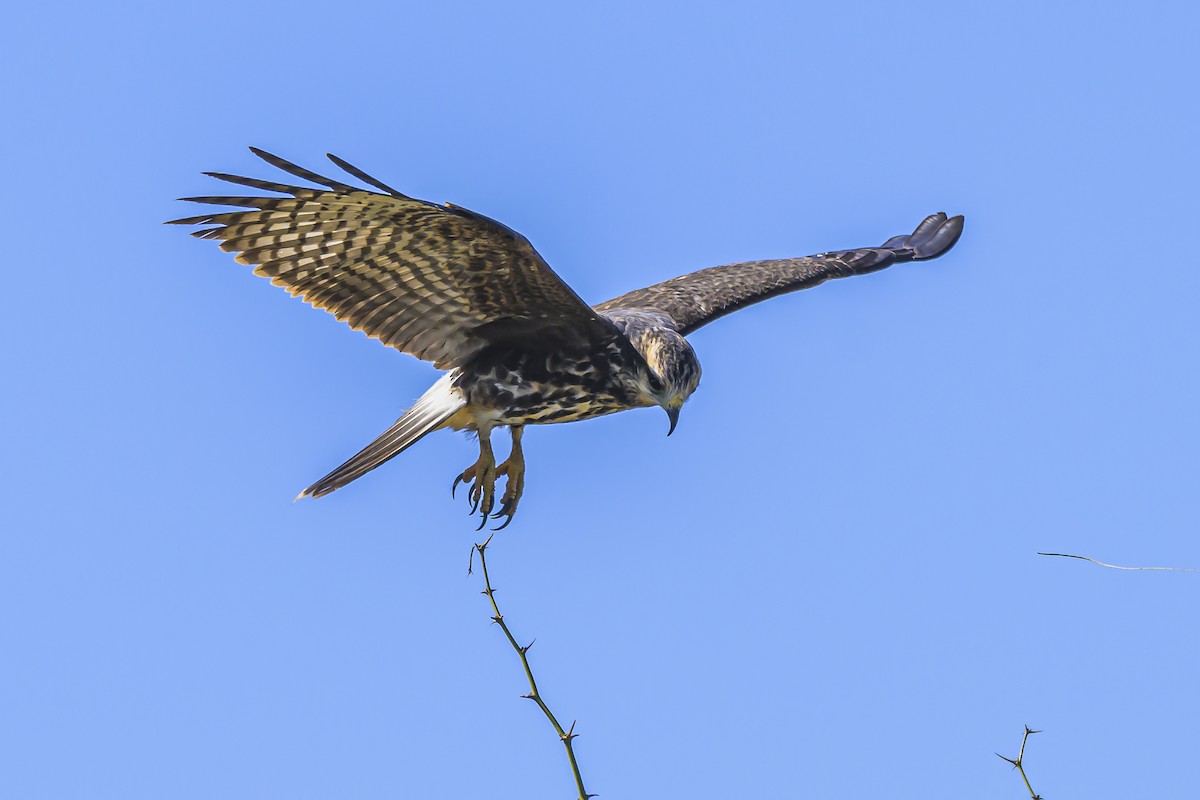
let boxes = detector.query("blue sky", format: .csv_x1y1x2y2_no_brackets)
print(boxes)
3,2,1198,798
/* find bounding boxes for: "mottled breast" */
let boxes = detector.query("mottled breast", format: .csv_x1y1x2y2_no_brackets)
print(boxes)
455,340,650,425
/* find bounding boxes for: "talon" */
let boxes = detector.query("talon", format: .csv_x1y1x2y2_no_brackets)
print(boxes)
490,491,517,526
452,464,478,500
478,486,496,519
493,458,524,526
452,427,522,530
453,439,499,526
494,485,521,516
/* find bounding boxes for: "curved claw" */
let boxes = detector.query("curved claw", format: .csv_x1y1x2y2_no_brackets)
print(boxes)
489,490,521,527
454,464,480,501
475,491,496,528
478,490,496,521
453,440,509,529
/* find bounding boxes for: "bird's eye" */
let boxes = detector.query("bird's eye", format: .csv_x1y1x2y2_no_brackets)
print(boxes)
648,374,665,393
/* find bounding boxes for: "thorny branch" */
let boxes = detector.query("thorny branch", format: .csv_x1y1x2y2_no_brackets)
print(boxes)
997,725,1042,799
470,535,593,800
1038,552,1200,573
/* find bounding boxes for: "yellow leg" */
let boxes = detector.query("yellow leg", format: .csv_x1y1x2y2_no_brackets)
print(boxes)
451,429,498,530
492,426,525,530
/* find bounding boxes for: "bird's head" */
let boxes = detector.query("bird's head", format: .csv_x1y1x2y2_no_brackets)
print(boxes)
632,327,702,435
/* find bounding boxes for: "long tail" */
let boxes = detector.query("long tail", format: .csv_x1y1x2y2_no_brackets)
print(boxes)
296,373,467,499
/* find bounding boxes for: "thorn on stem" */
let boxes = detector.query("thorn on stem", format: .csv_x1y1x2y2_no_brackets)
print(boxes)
470,531,592,798
998,725,1042,800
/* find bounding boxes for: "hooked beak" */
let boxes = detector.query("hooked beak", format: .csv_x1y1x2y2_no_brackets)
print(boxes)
665,406,680,436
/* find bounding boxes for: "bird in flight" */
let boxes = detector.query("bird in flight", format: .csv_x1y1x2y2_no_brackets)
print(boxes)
171,149,964,529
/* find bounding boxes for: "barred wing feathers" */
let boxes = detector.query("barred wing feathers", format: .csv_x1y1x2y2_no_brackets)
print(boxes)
596,213,964,335
170,148,616,369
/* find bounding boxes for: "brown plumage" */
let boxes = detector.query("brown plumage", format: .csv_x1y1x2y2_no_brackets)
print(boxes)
171,148,964,528
173,147,619,370
595,212,964,334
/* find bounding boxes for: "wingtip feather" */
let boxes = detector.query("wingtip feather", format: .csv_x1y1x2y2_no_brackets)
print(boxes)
247,147,353,191
326,152,408,198
890,212,965,260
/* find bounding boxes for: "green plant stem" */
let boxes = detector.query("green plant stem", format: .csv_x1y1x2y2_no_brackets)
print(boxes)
997,725,1042,800
473,536,591,800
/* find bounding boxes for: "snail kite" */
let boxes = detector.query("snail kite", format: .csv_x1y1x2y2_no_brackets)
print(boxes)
171,149,964,528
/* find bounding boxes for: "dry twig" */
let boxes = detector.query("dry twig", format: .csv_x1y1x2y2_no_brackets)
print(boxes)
1038,552,1200,573
997,725,1042,799
470,535,593,799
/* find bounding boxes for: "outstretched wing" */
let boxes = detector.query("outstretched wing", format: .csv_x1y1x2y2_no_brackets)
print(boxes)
595,213,964,335
170,148,618,369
